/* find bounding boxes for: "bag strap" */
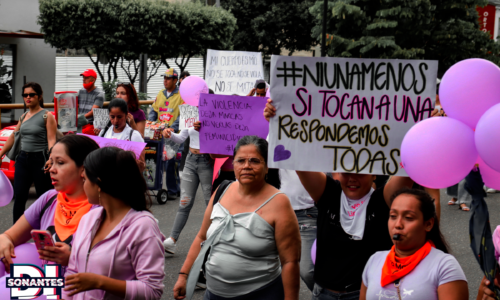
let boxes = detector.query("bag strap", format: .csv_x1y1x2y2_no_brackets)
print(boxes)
40,194,58,219
129,128,134,140
213,180,232,207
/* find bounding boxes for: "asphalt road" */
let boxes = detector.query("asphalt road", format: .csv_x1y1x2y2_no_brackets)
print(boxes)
0,186,499,300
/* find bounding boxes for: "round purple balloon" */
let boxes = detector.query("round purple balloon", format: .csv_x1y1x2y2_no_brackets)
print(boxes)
440,58,500,130
311,239,317,265
11,243,44,268
401,117,478,189
0,171,13,207
475,103,500,173
477,157,500,190
179,75,208,106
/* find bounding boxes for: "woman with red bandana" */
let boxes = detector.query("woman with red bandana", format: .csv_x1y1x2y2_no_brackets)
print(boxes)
360,189,467,300
0,135,99,274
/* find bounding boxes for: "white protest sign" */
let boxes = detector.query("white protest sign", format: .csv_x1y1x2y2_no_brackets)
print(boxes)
205,49,265,96
268,56,438,176
179,104,199,130
93,108,109,129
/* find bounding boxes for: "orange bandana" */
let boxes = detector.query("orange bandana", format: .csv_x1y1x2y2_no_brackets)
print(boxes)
381,240,434,287
54,192,92,241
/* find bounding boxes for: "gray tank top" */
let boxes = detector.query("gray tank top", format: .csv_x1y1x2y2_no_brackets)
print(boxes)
20,110,48,152
204,183,282,297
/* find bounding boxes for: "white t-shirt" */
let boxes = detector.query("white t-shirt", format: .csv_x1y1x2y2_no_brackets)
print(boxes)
169,128,199,149
279,169,315,210
362,247,466,300
100,124,144,143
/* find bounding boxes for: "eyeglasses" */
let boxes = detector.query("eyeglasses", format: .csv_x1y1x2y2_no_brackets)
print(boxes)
233,158,264,167
22,93,38,98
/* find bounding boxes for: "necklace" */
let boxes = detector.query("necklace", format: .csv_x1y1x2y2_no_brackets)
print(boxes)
394,278,403,300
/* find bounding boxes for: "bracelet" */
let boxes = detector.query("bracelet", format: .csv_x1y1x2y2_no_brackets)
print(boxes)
179,272,188,276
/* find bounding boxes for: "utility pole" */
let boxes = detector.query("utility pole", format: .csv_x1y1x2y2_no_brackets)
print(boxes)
139,53,148,95
321,0,327,57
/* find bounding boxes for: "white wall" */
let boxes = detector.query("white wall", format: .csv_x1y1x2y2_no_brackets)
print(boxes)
0,0,56,121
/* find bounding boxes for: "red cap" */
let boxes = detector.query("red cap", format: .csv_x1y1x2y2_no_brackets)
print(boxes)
80,69,97,78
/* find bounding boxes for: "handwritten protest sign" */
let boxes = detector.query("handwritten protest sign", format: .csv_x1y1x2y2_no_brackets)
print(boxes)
199,94,269,155
205,49,265,96
78,134,146,159
179,104,199,130
268,56,438,176
93,108,109,129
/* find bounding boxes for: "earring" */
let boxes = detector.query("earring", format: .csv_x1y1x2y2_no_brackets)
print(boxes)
98,190,102,206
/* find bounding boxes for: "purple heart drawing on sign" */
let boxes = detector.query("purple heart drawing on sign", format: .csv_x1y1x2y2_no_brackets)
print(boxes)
274,145,291,162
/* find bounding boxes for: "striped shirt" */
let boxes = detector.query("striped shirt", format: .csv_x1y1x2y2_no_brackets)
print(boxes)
78,87,104,122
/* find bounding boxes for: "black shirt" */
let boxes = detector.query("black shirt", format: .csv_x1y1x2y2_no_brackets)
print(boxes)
314,176,393,291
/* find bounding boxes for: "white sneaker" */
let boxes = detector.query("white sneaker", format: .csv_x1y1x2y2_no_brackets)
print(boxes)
163,237,176,255
487,188,499,194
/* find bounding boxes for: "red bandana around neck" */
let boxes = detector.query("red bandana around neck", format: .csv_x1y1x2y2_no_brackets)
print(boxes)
380,240,434,287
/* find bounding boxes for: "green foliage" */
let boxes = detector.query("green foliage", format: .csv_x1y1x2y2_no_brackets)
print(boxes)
38,0,237,79
310,0,500,76
221,0,317,57
102,79,118,102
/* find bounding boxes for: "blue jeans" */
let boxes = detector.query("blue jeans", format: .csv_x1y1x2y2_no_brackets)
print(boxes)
164,155,180,195
170,153,213,241
295,206,317,291
13,151,52,223
312,284,359,300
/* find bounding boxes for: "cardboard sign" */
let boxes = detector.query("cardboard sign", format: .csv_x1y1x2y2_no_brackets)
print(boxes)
179,104,199,130
199,94,269,155
78,134,146,159
267,56,438,176
205,49,265,96
93,108,109,130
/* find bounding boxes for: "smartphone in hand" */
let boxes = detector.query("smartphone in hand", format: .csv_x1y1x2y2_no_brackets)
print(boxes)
31,230,55,250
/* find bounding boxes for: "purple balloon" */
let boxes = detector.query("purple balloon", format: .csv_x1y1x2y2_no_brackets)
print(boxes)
11,243,44,268
440,58,500,129
311,239,317,265
0,171,13,207
401,117,478,189
475,103,500,173
179,75,208,106
477,157,500,190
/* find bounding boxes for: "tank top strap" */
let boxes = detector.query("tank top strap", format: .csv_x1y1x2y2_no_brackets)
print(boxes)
254,192,284,213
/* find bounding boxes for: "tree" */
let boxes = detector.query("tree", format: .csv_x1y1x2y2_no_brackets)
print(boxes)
221,0,318,57
38,0,237,81
310,0,500,76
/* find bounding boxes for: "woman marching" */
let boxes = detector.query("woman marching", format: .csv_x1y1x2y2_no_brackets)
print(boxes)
0,135,100,273
0,82,58,223
62,147,165,299
173,136,300,300
115,82,146,136
360,189,467,300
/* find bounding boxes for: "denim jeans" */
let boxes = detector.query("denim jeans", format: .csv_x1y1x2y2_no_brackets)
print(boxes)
295,206,317,291
170,152,213,240
312,284,360,300
13,151,52,223
164,155,180,195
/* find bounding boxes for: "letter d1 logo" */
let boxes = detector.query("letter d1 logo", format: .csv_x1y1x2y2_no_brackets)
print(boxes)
6,264,65,299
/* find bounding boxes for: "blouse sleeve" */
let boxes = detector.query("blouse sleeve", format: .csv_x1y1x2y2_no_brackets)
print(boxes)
124,235,165,300
437,254,467,286
169,129,189,144
24,190,57,229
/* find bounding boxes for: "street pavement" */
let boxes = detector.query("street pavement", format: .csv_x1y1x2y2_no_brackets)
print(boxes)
1,186,499,300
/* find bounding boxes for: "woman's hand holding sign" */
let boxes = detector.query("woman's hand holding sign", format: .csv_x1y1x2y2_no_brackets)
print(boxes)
263,99,276,122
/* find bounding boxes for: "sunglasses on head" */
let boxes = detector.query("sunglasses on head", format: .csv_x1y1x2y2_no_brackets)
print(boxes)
22,93,38,98
117,82,131,86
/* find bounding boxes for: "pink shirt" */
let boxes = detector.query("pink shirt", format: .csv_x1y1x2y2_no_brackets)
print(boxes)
63,207,165,300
